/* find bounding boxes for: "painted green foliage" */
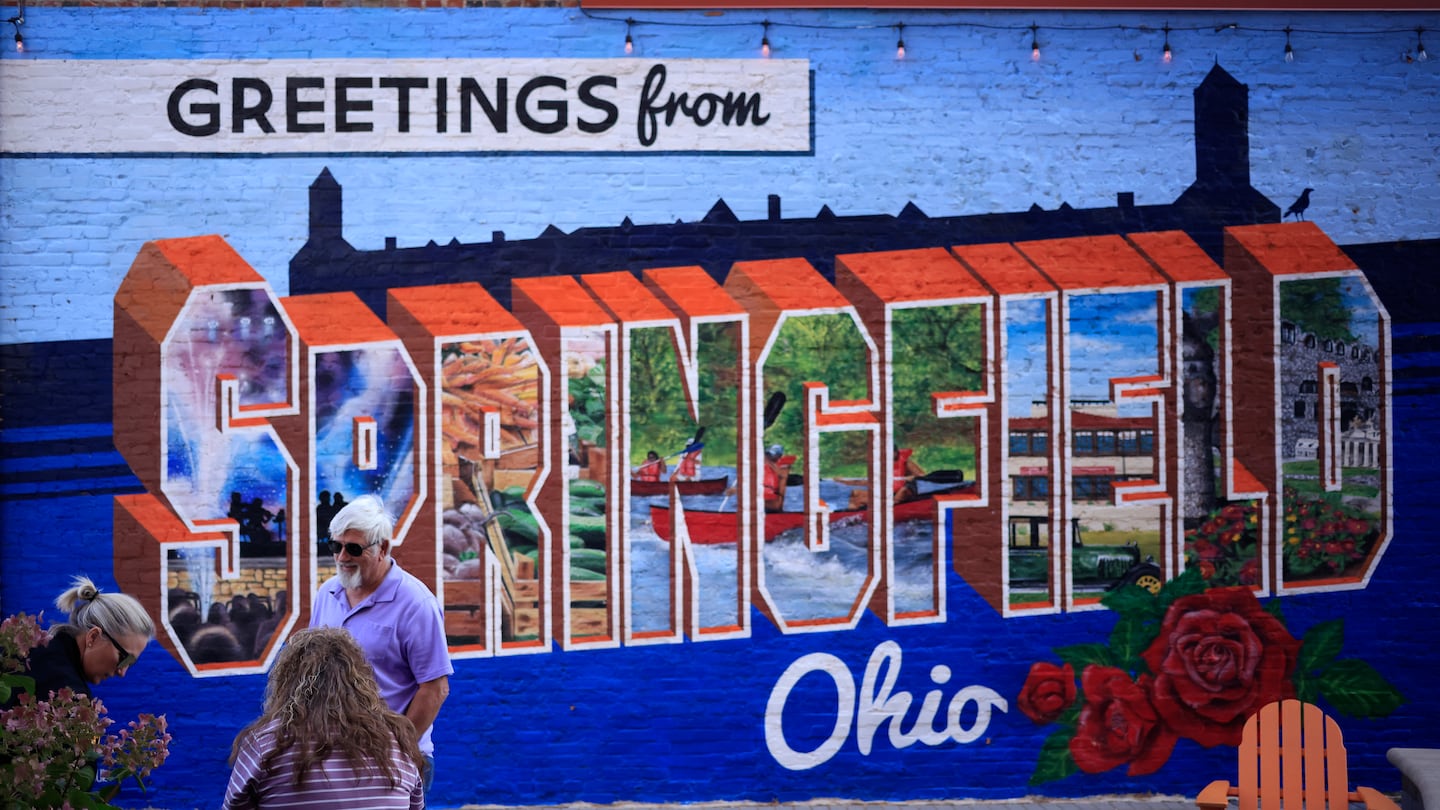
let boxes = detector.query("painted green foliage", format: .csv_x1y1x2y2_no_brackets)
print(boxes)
628,323,740,466
763,313,870,472
892,304,984,474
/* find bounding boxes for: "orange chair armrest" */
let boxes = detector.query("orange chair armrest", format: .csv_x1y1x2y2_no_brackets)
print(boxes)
1355,786,1400,810
1197,780,1233,810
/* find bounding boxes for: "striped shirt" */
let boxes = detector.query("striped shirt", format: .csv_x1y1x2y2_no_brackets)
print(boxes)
222,721,424,809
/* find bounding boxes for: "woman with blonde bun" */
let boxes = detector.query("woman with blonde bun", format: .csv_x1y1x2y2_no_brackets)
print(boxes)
3,575,154,707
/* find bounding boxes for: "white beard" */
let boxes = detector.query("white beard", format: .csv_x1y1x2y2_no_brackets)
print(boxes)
338,567,363,591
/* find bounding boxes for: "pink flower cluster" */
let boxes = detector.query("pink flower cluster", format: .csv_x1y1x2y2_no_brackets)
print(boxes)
0,612,172,809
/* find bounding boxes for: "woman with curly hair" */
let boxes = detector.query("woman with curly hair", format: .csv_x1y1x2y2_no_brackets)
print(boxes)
221,627,425,809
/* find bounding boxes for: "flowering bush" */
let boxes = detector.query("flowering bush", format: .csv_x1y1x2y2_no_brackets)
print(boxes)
0,612,172,809
1017,569,1404,785
1282,487,1377,579
1182,501,1261,587
1183,493,1379,588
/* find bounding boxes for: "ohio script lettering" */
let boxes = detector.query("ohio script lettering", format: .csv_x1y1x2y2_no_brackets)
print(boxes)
765,641,1009,770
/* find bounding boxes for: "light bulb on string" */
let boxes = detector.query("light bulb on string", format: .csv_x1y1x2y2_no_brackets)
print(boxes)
624,18,634,55
761,21,771,59
1162,24,1172,63
896,23,905,60
1418,27,1428,62
1284,26,1294,63
6,11,19,54
1029,24,1041,62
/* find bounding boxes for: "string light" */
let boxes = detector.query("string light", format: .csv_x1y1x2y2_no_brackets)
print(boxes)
5,1,20,54
761,20,771,59
896,22,906,60
1162,23,1173,63
580,11,1434,64
624,18,634,55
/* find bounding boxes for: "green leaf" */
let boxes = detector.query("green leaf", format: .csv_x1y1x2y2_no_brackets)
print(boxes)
1156,568,1207,607
1109,614,1161,672
1053,643,1118,672
1029,727,1079,786
1316,659,1406,717
1297,619,1344,677
1101,585,1163,622
1295,676,1320,704
2,672,35,695
65,785,110,809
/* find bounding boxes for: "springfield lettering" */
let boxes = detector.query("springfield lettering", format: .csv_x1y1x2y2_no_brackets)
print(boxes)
0,58,811,154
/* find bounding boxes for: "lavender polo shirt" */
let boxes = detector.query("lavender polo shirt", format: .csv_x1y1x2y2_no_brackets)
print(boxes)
310,559,453,755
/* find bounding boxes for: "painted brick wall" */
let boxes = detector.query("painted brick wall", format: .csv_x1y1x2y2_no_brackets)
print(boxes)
1,6,1438,810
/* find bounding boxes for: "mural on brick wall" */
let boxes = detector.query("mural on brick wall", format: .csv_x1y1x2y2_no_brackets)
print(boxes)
106,63,1405,777
2,9,1436,809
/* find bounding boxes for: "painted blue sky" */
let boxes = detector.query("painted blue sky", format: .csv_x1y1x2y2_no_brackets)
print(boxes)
1,7,1436,345
1003,293,1159,410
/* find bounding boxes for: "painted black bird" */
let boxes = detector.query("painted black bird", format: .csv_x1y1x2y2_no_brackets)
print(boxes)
1284,187,1314,221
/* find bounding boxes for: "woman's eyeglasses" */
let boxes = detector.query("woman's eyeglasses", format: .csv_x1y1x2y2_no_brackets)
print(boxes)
328,539,379,557
99,626,137,670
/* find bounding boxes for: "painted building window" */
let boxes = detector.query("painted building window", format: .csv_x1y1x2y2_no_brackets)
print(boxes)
1095,432,1117,455
1071,428,1153,457
1012,475,1049,500
1009,430,1049,455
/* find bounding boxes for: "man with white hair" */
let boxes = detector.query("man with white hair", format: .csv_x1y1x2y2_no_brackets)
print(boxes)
310,493,453,793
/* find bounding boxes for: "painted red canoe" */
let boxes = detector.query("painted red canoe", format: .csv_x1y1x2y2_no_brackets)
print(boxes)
648,484,972,544
629,476,730,497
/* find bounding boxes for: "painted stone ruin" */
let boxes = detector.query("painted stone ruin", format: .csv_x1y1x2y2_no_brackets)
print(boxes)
107,67,1392,678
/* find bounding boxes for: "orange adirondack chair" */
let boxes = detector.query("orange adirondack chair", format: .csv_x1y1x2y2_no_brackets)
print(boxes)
1197,699,1399,810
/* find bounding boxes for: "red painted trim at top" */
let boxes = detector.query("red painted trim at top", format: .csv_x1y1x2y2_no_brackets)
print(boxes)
581,1,1433,10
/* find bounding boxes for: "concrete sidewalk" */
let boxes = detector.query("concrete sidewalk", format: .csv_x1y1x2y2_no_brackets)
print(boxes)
454,796,1200,810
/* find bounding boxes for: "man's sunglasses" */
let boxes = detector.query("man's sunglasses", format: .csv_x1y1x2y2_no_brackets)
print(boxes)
328,539,380,557
99,625,137,670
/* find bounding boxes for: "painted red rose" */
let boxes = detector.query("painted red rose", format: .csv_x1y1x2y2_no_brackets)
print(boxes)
1141,586,1299,747
1068,666,1176,776
1190,540,1221,561
1017,661,1076,724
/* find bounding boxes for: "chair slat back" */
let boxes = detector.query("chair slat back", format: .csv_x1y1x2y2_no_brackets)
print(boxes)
1322,712,1350,810
1240,700,1352,810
